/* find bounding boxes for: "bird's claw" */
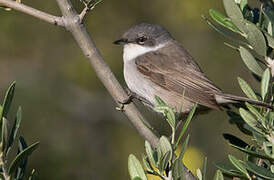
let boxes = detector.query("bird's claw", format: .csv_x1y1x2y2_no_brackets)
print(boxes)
116,91,134,111
116,105,125,111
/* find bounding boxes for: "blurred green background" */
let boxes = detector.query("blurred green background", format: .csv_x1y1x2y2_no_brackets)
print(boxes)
0,0,261,179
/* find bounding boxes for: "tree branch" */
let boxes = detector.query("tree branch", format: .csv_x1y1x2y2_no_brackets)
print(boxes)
0,0,64,26
0,0,197,179
55,0,161,147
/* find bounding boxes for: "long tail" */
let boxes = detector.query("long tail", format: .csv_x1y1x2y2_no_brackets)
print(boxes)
215,93,273,109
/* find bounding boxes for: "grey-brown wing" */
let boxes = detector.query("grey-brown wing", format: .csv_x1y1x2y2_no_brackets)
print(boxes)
135,43,222,109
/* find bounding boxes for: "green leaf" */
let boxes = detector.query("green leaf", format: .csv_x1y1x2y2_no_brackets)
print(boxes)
159,151,171,172
202,157,207,180
2,117,9,154
261,68,270,101
15,137,28,180
172,158,185,180
176,104,196,148
244,21,267,57
238,77,258,100
209,9,241,34
228,155,250,179
179,134,190,160
154,105,176,130
239,0,248,11
215,162,247,178
8,141,39,175
239,108,262,134
0,106,2,120
245,161,274,179
245,103,265,123
214,170,224,180
271,165,274,173
142,155,153,173
262,4,274,24
158,136,172,161
154,95,167,106
1,81,16,120
223,0,267,56
239,46,264,76
28,169,37,180
156,148,162,167
18,136,27,152
223,0,245,30
166,109,176,130
128,154,147,180
203,15,249,46
226,111,253,135
7,106,22,155
267,21,273,36
133,178,142,180
145,141,156,167
230,144,274,161
178,89,185,114
264,31,274,48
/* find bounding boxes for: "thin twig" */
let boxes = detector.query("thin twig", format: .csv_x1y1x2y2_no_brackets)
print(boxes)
79,6,89,22
79,0,102,23
0,0,64,26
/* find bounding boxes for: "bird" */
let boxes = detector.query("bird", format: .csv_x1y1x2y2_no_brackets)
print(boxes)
113,23,272,114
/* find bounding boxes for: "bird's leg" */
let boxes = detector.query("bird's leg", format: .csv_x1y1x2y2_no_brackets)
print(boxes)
116,88,135,111
119,88,134,104
116,88,153,111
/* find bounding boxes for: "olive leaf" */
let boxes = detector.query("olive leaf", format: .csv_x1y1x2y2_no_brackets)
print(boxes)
128,154,147,180
239,46,263,76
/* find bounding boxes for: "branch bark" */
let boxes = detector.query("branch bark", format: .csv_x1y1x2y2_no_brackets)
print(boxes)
55,0,160,148
0,0,197,179
0,0,64,26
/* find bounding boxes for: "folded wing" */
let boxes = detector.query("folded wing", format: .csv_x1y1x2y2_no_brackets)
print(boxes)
135,41,223,110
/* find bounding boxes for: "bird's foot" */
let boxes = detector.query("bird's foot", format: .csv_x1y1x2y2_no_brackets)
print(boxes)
116,89,134,111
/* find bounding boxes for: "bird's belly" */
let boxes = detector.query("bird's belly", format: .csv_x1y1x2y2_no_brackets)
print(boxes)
123,62,196,114
124,63,156,106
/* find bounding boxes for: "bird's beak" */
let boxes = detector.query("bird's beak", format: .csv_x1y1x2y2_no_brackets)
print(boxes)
113,38,128,45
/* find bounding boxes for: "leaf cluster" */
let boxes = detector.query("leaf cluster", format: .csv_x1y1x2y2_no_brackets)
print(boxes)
204,0,274,179
0,82,39,180
128,96,198,180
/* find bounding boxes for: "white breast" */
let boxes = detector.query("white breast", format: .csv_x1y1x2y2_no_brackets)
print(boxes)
124,60,156,105
122,43,166,105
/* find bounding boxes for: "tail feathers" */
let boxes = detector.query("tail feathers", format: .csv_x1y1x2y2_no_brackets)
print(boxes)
215,93,273,110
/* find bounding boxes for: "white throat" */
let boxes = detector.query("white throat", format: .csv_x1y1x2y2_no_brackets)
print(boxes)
123,43,166,62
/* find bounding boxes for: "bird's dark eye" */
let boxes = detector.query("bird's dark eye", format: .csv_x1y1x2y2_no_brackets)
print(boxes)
136,36,147,45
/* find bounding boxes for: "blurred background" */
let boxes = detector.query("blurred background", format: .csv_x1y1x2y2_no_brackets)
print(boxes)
0,0,261,179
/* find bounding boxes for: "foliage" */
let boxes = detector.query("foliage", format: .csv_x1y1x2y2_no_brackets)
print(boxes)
129,0,274,179
204,0,274,179
0,82,39,180
128,95,198,180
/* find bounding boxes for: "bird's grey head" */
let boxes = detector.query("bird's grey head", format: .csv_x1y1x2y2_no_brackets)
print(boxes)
114,23,173,47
